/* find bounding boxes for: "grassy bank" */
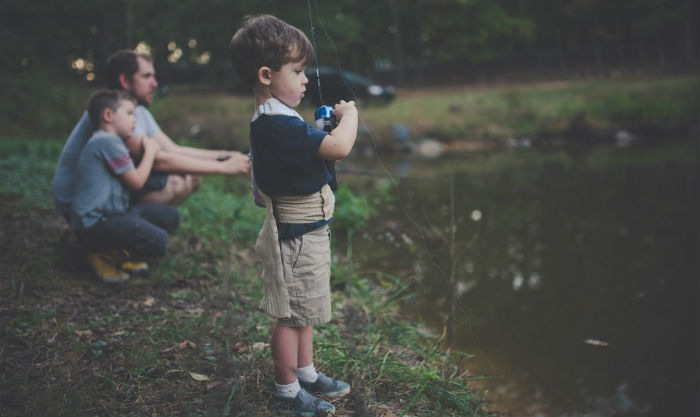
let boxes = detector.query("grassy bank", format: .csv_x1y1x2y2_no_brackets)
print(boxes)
3,74,695,151
149,74,698,152
0,139,492,417
359,75,699,143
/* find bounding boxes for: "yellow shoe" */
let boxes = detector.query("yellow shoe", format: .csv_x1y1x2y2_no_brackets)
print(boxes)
119,250,148,275
86,251,129,283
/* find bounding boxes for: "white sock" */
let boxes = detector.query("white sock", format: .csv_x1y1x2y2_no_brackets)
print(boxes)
275,379,301,398
296,363,319,383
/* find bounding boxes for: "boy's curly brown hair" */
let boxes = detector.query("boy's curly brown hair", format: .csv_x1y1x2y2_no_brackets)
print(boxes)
229,14,315,87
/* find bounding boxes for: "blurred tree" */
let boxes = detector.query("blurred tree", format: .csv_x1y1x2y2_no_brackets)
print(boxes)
420,0,534,64
0,0,128,135
0,0,696,135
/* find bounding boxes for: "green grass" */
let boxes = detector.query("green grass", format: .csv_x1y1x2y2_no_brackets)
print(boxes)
0,139,63,209
361,75,696,142
0,138,491,417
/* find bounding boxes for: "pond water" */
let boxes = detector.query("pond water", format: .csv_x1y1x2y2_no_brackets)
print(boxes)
340,143,699,417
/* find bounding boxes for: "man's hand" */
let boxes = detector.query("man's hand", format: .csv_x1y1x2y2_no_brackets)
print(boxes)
218,151,250,175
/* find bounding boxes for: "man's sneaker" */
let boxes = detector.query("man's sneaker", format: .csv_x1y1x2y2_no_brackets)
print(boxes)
270,388,336,416
86,251,129,283
119,250,148,275
299,373,350,398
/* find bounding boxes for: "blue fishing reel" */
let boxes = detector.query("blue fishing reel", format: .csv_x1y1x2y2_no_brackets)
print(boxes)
314,105,338,190
314,105,337,133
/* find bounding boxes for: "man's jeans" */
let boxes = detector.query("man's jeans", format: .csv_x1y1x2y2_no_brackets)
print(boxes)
75,203,180,258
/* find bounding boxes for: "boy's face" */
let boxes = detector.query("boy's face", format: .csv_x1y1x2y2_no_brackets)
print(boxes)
269,60,308,108
127,57,158,106
111,100,136,139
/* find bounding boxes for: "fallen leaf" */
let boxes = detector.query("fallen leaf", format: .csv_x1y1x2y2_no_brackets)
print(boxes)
143,296,155,307
206,381,223,390
161,340,196,353
179,340,197,350
252,342,269,351
233,341,248,354
74,330,93,337
184,305,204,315
189,372,211,382
584,338,609,347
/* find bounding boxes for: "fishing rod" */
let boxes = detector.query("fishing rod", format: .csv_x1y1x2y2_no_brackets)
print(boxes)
306,0,324,106
305,0,451,280
307,0,489,348
306,0,339,189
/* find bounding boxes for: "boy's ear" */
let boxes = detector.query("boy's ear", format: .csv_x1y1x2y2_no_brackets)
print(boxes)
118,73,131,90
257,66,272,86
102,107,114,124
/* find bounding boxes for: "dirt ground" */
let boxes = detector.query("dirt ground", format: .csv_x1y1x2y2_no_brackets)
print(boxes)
0,197,422,417
0,198,289,416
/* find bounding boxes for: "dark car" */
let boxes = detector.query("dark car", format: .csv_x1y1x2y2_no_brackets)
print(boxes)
303,67,394,107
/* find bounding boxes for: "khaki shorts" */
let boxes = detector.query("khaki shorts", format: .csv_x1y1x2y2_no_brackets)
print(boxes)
277,225,332,327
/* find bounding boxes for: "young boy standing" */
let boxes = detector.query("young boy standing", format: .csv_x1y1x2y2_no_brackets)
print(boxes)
230,15,358,415
70,90,180,282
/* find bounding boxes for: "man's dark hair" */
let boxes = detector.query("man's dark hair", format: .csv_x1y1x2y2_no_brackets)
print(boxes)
105,50,153,90
229,14,315,87
87,89,136,127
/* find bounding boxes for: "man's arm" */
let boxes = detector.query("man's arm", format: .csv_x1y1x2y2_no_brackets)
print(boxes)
151,130,239,160
317,100,358,161
153,149,250,175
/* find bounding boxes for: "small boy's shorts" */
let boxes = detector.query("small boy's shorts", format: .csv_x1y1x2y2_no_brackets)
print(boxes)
277,225,332,327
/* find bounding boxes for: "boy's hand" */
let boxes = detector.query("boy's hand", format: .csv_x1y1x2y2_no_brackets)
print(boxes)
317,100,359,161
332,100,357,121
143,136,161,155
125,135,146,158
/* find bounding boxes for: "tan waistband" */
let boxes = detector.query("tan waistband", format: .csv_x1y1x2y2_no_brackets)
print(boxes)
272,184,335,223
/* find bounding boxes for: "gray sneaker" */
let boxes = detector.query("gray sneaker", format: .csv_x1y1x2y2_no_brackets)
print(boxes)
270,388,336,416
299,372,350,398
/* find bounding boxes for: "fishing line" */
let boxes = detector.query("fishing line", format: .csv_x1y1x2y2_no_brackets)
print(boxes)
306,3,496,374
307,0,455,295
308,2,516,353
305,0,324,105
308,0,500,361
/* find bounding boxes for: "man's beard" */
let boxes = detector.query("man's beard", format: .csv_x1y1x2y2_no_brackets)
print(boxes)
127,89,150,107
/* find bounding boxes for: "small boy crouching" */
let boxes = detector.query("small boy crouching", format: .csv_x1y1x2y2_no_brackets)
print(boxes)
70,90,180,282
230,14,359,416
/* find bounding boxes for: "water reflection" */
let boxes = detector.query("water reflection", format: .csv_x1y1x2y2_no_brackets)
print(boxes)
342,145,699,417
